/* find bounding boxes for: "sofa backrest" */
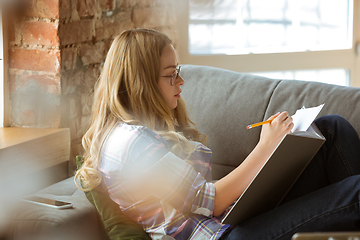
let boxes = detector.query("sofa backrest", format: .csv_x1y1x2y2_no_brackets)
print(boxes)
181,64,360,180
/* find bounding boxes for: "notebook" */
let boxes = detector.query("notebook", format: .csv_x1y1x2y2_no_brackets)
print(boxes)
221,104,326,225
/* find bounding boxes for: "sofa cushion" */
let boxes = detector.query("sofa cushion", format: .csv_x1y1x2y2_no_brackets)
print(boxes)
4,177,107,240
266,80,360,134
181,64,281,180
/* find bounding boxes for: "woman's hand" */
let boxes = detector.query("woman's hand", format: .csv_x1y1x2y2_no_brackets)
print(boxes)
259,111,294,151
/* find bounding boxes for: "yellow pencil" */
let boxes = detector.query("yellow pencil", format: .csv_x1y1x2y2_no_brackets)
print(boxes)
246,119,273,129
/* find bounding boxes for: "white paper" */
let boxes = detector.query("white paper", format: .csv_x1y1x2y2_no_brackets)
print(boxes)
291,104,325,132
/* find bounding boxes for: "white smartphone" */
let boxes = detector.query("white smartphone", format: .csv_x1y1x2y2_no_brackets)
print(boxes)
21,196,73,209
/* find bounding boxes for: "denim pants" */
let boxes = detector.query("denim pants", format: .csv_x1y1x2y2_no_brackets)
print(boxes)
221,115,360,240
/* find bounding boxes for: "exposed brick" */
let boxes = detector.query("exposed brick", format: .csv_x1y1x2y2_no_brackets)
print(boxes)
61,47,78,71
80,115,91,135
136,0,157,8
60,75,73,96
133,7,175,28
61,65,99,96
26,0,59,19
80,41,106,65
67,114,89,166
59,20,94,45
10,74,61,128
81,94,92,116
23,21,59,46
61,70,84,95
59,0,80,21
59,0,71,19
100,0,115,11
77,0,101,18
16,74,61,95
69,97,80,119
83,65,100,93
6,0,179,169
115,0,137,8
95,11,133,41
9,49,61,73
69,116,81,141
11,20,23,45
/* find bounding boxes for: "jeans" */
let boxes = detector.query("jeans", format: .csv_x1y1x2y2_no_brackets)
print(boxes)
221,115,360,240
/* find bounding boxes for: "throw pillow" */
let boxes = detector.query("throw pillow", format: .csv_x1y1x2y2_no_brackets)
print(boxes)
76,156,151,240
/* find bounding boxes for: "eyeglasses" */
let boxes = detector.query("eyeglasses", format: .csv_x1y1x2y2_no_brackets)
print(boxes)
165,66,181,86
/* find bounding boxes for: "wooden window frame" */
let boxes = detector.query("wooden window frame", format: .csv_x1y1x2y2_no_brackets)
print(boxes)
0,11,10,127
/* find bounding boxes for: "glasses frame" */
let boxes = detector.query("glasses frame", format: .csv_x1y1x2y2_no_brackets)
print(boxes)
169,66,181,86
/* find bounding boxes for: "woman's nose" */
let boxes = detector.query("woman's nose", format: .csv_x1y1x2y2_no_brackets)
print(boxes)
177,75,185,86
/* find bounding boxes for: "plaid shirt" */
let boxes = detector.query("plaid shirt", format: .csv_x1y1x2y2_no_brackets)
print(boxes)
99,122,231,240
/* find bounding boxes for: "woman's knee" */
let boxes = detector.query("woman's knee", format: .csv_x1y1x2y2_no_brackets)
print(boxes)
315,114,351,132
315,114,347,125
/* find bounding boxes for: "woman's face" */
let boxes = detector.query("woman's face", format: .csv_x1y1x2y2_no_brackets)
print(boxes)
158,44,184,110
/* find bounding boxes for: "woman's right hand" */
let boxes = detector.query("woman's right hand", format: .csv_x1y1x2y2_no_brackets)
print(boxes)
259,111,294,151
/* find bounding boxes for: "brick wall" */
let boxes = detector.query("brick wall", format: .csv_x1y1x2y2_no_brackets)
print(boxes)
6,0,178,175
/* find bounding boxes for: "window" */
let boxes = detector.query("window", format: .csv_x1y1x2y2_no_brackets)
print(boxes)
189,0,352,55
176,0,360,87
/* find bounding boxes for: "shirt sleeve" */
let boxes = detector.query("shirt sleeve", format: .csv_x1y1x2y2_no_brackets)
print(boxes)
142,151,215,217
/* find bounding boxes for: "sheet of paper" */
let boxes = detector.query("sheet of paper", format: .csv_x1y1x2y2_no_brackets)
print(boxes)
291,104,324,132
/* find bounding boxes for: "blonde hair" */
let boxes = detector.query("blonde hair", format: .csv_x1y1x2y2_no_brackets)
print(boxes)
75,28,207,191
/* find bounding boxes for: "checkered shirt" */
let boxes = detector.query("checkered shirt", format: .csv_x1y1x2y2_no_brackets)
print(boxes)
99,122,231,240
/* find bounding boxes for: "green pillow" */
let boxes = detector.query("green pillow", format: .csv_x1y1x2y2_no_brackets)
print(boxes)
76,156,151,240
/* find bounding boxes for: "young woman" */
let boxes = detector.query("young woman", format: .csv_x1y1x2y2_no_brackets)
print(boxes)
75,28,360,240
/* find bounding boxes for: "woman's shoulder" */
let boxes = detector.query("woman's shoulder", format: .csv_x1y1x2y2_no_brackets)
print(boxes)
104,122,169,156
110,122,165,143
100,122,170,173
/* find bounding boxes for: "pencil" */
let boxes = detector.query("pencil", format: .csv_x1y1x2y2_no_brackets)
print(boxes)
246,119,273,129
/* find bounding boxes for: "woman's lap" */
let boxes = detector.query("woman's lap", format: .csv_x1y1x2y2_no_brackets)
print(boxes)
282,114,360,203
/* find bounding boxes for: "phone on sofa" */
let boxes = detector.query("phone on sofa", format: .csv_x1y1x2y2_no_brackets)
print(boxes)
21,196,73,209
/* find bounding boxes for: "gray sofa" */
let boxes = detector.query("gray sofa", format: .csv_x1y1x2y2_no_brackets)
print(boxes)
3,64,360,239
